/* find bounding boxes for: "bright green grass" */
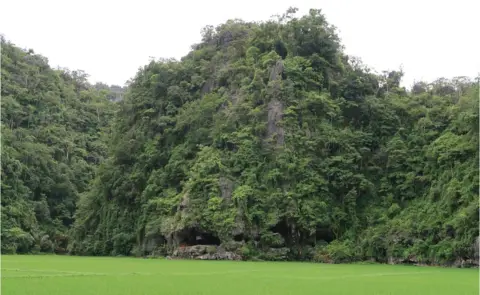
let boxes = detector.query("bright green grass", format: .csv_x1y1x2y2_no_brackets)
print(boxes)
1,255,478,295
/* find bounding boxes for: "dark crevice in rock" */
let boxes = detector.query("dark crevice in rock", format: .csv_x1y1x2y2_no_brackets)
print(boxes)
233,233,244,242
271,220,289,238
176,228,221,246
197,233,221,245
315,228,334,243
270,220,290,246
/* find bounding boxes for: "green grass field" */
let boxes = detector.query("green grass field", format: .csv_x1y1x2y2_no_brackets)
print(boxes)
1,255,478,295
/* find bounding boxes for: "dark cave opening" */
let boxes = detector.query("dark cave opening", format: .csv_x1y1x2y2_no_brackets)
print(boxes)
196,232,221,245
178,228,221,246
315,228,334,244
233,233,244,242
271,220,290,246
271,220,289,237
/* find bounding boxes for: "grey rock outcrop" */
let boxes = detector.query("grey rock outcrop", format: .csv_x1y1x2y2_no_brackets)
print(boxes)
172,245,241,260
266,60,285,146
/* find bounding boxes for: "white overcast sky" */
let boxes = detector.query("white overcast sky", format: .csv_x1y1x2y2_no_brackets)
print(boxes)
1,0,479,88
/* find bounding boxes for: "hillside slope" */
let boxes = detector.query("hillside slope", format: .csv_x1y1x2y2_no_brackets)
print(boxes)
2,8,478,266
1,37,116,253
69,8,479,265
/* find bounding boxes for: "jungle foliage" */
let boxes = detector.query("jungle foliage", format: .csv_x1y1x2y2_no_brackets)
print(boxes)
1,37,116,253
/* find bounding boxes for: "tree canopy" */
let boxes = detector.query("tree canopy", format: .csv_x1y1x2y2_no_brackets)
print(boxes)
1,37,116,253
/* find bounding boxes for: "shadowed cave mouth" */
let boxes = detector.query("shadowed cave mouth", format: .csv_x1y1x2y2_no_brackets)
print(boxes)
233,233,244,242
177,228,221,246
315,228,334,244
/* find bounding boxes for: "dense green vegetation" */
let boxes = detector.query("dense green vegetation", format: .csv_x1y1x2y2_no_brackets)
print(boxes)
2,255,478,295
1,8,478,266
1,36,117,253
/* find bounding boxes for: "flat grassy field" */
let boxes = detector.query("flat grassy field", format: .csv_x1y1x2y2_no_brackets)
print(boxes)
1,255,478,295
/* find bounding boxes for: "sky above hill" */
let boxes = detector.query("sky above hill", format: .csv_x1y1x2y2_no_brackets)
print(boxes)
2,0,479,88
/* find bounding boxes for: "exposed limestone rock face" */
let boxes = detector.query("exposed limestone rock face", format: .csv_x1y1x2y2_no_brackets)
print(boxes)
232,210,245,237
266,60,285,146
197,252,242,260
267,100,285,146
201,78,215,94
172,245,241,260
269,60,284,81
219,177,233,201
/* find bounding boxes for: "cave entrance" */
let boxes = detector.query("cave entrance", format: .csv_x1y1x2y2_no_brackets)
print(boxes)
178,228,220,246
271,219,290,246
272,221,289,237
195,232,221,245
233,233,244,242
315,228,334,244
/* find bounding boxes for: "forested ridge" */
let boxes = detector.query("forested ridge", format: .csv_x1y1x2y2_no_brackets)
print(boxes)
1,8,479,266
1,36,117,253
